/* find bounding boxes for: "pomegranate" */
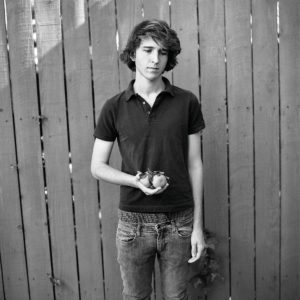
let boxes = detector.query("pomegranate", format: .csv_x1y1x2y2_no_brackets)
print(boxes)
152,173,168,188
139,173,151,188
137,169,169,189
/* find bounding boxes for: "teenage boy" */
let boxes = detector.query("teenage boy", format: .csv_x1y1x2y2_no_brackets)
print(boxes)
91,19,205,300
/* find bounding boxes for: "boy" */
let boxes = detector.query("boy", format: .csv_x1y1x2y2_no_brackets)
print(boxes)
91,19,205,300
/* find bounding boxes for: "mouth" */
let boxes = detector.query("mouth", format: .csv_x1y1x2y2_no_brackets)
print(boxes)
147,67,160,72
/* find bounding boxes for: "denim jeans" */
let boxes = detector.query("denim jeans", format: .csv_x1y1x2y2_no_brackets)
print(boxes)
116,208,193,300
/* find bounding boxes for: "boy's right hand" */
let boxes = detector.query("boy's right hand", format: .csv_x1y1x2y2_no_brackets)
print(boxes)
135,173,169,196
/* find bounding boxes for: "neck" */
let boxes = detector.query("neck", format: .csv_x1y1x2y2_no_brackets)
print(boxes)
133,75,165,97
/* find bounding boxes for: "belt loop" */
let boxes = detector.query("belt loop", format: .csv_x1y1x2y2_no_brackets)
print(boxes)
137,223,141,237
171,220,176,233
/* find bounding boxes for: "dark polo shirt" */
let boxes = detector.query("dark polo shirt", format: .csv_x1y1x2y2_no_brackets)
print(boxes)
94,77,205,212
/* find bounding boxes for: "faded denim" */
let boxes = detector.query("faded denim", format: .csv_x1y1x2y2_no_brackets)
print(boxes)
116,209,193,300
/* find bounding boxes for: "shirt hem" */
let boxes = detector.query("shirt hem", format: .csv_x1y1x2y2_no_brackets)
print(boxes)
118,203,194,213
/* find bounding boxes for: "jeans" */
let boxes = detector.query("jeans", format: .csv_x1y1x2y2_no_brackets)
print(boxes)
116,208,193,300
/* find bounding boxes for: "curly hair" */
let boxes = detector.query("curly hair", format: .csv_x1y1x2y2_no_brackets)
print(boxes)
120,19,181,72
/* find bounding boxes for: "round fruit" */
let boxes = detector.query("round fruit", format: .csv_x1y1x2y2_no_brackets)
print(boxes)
139,174,151,188
152,174,167,188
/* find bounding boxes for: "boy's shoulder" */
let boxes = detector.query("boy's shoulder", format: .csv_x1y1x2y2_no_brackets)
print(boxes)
170,83,198,101
102,90,128,108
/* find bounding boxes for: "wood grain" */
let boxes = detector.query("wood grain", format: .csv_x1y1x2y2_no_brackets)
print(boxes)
35,0,79,298
225,0,255,298
62,0,104,299
0,1,30,298
198,0,230,299
252,0,280,299
279,0,300,299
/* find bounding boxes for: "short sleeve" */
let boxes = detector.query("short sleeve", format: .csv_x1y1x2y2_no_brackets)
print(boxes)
94,99,118,141
188,94,205,134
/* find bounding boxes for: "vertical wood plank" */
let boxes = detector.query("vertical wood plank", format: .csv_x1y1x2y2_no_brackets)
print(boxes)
89,0,121,299
142,0,172,84
225,0,255,298
116,0,143,90
280,0,300,299
198,0,230,299
252,1,280,299
171,2,201,298
0,255,4,300
143,0,170,21
6,1,54,299
34,0,79,298
0,1,30,299
61,1,104,299
171,0,199,96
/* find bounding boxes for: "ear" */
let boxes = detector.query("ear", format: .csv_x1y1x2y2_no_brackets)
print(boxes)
130,52,135,61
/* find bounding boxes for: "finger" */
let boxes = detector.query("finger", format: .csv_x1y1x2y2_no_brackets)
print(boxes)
146,187,161,195
188,256,198,263
188,241,203,263
194,244,202,260
188,246,197,263
135,173,142,180
191,242,196,259
140,185,161,195
155,183,169,194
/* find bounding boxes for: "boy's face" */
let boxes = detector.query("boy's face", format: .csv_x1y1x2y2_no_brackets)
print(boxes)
132,37,168,82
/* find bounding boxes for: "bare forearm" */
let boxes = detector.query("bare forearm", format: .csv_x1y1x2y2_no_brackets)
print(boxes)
189,163,204,232
91,162,137,188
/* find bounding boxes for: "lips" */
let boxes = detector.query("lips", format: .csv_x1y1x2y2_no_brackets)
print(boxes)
147,67,159,72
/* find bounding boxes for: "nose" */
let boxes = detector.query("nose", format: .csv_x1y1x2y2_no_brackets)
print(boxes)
151,51,159,63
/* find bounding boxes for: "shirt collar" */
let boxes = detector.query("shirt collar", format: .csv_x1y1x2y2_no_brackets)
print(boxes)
124,76,175,101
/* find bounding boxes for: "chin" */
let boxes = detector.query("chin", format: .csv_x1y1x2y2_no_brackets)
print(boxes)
147,72,163,80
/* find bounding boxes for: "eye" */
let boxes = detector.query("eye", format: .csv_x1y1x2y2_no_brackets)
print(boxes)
160,50,168,56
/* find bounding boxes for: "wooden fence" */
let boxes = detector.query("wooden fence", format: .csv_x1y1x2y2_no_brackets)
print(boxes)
0,0,299,299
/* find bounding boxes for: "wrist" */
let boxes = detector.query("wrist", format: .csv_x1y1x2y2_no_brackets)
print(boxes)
193,223,204,234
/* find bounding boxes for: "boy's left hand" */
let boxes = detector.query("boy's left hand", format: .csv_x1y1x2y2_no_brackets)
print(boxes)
188,228,206,263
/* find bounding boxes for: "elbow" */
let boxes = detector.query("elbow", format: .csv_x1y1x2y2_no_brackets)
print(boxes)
90,164,98,179
91,162,103,180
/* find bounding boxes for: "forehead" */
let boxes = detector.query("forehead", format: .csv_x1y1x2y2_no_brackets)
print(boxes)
138,37,166,49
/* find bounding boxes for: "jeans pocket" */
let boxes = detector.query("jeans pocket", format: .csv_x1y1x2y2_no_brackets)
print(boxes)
177,224,193,238
176,213,193,238
117,221,137,243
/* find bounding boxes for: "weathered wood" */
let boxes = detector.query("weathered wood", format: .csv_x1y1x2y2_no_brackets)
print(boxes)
0,1,30,299
143,0,172,84
0,256,4,300
279,1,300,299
198,0,230,299
143,0,170,21
1,1,300,299
252,1,280,299
89,0,122,299
171,0,199,96
225,0,255,298
171,2,203,299
5,1,54,299
116,0,143,90
61,1,104,299
34,0,79,299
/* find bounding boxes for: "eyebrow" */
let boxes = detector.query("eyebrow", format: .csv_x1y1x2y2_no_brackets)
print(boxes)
142,46,168,51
